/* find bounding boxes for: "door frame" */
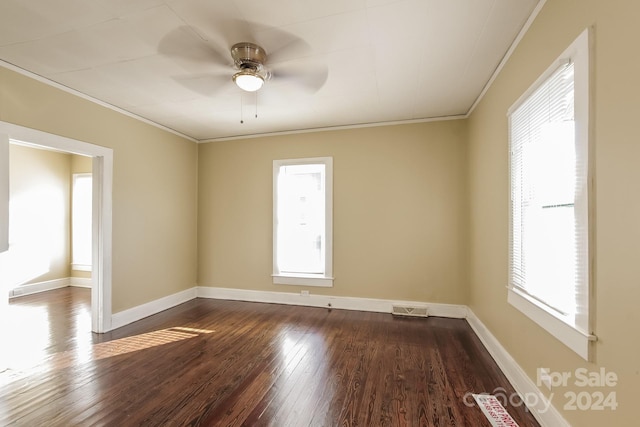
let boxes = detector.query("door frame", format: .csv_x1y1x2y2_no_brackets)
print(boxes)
1,121,113,333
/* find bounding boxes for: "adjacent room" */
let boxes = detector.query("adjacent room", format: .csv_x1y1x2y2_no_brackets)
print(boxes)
1,1,638,426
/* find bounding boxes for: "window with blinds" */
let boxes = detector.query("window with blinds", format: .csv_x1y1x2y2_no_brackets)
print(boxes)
507,29,594,360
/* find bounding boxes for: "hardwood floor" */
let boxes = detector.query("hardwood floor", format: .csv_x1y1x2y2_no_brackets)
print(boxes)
1,288,540,426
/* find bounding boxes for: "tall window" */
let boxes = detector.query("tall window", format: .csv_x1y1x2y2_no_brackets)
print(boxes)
273,157,333,287
508,29,594,360
0,135,8,253
72,173,92,271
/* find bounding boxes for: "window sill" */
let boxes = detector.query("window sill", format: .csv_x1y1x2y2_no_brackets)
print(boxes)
272,274,334,287
507,287,595,361
71,263,92,272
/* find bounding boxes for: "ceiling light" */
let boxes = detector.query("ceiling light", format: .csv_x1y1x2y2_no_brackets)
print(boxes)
233,70,264,92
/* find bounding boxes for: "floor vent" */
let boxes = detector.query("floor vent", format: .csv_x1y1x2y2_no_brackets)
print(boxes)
391,305,428,318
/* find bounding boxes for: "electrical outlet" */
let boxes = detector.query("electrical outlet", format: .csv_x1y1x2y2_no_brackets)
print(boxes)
300,290,310,297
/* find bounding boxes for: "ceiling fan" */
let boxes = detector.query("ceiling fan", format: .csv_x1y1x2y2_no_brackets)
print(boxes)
158,22,328,97
230,42,269,92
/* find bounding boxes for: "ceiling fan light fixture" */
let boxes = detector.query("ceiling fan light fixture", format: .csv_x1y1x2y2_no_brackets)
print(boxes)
233,69,264,92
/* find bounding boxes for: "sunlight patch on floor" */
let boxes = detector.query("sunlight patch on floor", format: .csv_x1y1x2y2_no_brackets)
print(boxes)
0,326,214,387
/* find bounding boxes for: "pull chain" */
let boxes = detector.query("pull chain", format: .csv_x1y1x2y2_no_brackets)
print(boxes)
240,92,259,123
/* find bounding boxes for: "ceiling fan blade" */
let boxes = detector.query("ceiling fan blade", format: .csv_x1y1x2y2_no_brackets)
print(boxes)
158,26,231,69
172,73,230,96
270,60,329,93
266,37,311,64
213,19,262,48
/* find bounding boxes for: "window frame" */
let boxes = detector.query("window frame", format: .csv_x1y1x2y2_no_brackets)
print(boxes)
507,28,595,361
272,157,334,287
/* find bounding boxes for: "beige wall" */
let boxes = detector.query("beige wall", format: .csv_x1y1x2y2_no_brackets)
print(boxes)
0,67,198,313
71,154,92,174
467,0,640,424
198,121,469,304
3,144,71,286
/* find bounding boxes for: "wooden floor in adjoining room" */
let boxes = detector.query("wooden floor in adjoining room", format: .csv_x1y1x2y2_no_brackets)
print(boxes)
1,287,540,426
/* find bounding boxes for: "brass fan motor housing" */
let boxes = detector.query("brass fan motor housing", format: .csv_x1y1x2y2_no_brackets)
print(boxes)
231,42,267,71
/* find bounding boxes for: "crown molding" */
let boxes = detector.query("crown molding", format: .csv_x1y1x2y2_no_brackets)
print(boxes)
0,60,197,143
198,115,467,143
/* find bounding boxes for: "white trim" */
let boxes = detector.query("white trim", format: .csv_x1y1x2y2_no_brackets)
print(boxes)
71,264,92,272
110,287,197,331
0,60,196,143
103,285,466,335
466,309,570,427
199,115,466,143
467,0,549,116
272,274,334,287
9,278,70,298
196,286,467,318
2,121,113,334
92,153,112,333
508,289,595,360
70,277,92,288
8,277,93,296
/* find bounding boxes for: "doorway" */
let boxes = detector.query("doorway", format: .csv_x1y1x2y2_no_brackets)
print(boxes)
0,121,112,333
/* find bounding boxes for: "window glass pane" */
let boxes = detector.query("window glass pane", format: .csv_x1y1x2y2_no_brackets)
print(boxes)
72,174,92,267
276,164,325,274
523,205,576,314
535,121,575,207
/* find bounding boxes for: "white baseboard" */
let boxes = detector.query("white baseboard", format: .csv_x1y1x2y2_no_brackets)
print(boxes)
8,277,92,298
9,278,70,298
110,287,197,331
466,309,569,427
70,277,92,288
195,286,468,318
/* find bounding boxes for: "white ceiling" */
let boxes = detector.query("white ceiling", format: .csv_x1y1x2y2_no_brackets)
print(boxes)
0,0,540,141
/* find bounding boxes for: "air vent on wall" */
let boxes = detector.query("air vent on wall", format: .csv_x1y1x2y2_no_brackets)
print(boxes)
391,305,428,318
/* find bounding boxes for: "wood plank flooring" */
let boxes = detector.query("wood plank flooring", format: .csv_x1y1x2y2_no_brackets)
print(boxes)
1,288,541,426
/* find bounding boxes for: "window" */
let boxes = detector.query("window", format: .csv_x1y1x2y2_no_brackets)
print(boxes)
72,173,92,271
0,135,8,253
273,157,333,287
507,29,594,360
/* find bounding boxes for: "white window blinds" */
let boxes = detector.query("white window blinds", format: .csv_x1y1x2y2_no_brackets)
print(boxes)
509,60,589,333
